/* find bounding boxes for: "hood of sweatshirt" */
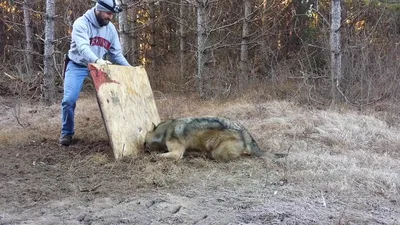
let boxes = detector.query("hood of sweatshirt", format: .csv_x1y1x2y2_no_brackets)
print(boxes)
84,7,101,28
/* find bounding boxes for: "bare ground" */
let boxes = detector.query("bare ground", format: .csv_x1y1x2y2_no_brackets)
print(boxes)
0,92,399,225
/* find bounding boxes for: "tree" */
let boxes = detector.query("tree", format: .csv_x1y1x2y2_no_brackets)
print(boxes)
179,0,186,80
129,2,139,66
239,0,251,88
118,0,129,58
42,0,56,105
196,0,212,98
259,0,269,77
0,12,4,59
330,0,342,103
22,0,33,77
149,0,157,73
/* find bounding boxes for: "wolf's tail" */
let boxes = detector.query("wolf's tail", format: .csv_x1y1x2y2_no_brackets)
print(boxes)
249,139,266,157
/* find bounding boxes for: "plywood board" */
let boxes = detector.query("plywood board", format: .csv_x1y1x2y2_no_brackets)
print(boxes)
89,64,160,160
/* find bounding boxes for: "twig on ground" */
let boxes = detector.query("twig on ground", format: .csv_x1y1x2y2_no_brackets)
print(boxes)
338,204,348,224
320,190,327,207
79,183,102,192
192,215,208,225
170,205,182,214
280,144,293,185
4,72,17,80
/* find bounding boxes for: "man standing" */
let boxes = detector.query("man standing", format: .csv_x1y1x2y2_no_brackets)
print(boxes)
60,0,130,146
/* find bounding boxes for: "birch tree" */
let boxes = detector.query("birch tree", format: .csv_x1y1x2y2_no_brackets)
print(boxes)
0,16,4,59
118,0,129,57
259,0,269,77
239,0,251,88
130,3,138,65
23,0,33,77
161,1,172,52
43,0,56,105
149,0,157,73
314,0,319,11
330,0,342,103
196,0,212,98
179,0,186,79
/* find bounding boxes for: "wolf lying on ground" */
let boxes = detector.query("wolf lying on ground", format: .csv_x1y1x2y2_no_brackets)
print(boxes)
144,116,269,161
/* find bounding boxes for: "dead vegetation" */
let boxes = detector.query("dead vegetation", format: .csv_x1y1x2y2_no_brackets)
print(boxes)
0,90,399,224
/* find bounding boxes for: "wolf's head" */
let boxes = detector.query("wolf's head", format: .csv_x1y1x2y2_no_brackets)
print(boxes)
144,120,172,152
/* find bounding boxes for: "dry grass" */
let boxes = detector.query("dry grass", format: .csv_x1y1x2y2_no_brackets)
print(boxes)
1,90,399,224
3,91,400,190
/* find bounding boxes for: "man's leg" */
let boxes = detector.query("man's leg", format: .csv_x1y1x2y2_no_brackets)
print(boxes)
60,61,89,145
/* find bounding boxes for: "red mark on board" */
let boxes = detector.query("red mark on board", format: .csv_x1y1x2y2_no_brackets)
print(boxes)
89,64,120,91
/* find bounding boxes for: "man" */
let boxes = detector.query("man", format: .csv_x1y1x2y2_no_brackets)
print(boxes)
60,0,130,146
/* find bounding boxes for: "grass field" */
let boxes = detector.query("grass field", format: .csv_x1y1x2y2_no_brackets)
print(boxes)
0,91,399,224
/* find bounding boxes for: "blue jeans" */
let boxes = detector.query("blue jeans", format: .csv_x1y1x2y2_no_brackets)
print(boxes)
61,61,89,136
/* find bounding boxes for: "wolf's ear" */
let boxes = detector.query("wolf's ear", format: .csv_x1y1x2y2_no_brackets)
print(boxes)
151,123,157,131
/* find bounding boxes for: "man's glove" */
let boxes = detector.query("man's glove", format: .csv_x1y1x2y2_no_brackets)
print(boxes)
96,59,112,65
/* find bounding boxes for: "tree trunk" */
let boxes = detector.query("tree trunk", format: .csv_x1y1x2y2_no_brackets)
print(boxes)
179,0,186,80
149,1,157,73
314,0,319,11
118,0,129,58
239,0,251,88
0,15,4,59
43,0,56,105
23,0,33,77
130,4,138,66
196,0,212,98
330,0,342,103
260,0,269,78
161,1,172,52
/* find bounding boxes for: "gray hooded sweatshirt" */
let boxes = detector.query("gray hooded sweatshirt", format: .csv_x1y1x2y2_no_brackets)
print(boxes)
68,7,130,66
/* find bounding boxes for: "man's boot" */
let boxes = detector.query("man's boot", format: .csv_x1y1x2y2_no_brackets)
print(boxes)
59,135,73,146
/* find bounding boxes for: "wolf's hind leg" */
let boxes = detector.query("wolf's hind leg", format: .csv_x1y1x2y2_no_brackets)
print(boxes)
211,141,243,161
158,140,186,161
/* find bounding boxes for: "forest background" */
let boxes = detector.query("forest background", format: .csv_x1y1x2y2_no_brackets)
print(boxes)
1,0,399,106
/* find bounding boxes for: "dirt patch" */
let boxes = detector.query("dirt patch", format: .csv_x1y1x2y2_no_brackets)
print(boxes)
0,93,399,224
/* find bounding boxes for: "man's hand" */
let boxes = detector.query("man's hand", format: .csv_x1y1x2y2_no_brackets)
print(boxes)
96,59,112,65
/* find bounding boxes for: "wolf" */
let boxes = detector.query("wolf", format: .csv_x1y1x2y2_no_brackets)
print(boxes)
144,116,268,161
